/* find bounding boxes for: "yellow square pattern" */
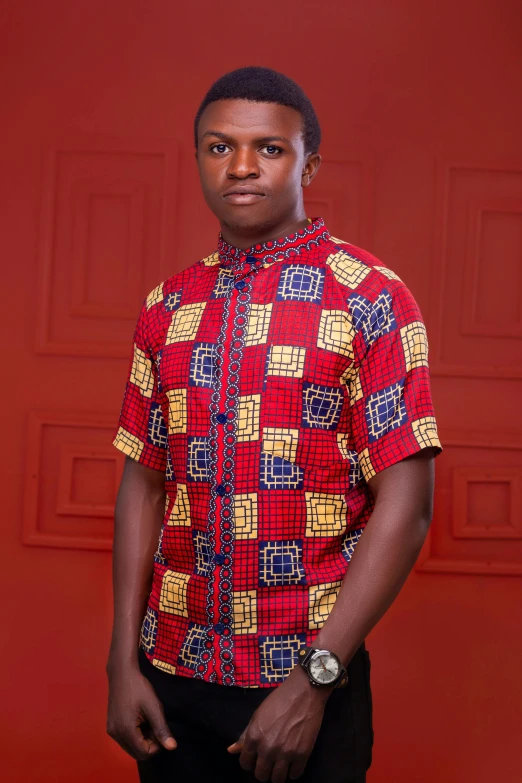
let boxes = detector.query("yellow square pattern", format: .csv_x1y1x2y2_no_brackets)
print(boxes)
146,282,164,310
159,570,190,616
245,303,273,346
237,394,261,442
152,659,176,674
234,493,258,539
233,590,258,634
166,388,187,434
262,427,299,463
308,580,343,629
400,321,429,372
130,344,154,398
337,432,350,460
113,427,144,461
305,492,347,537
358,447,375,481
317,310,355,359
326,251,371,289
412,417,441,450
374,265,402,282
340,361,356,386
167,483,191,526
329,235,349,244
166,302,206,344
267,345,306,378
201,251,220,266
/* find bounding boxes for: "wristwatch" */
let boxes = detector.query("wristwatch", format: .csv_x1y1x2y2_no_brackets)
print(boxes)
297,647,349,689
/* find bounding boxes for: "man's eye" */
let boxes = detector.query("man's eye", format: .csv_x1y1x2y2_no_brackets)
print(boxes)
210,144,230,154
262,146,282,155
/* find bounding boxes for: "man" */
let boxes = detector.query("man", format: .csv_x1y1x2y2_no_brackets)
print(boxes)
106,66,442,783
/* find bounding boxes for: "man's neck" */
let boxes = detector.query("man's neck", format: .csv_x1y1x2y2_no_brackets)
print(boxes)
219,213,309,251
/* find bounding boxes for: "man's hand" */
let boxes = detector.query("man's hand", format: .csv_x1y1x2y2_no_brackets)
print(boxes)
227,668,330,783
106,667,177,761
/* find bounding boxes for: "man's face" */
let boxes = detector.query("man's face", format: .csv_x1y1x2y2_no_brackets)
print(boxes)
196,99,320,237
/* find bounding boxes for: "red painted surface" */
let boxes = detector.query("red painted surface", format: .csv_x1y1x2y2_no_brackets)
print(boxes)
1,1,521,781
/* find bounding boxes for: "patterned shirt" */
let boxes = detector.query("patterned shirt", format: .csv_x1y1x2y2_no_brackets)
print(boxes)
113,217,442,688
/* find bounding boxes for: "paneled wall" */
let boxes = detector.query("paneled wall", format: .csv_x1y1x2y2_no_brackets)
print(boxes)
1,1,521,782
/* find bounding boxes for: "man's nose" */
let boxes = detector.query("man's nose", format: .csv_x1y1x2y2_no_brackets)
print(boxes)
226,147,259,178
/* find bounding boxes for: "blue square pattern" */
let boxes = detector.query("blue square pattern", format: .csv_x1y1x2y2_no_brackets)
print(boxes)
164,290,182,312
276,265,325,304
259,453,304,490
148,403,168,448
259,633,307,684
341,527,365,562
178,623,207,670
345,449,363,487
189,343,216,388
211,269,235,298
365,380,407,442
259,540,306,587
192,529,212,577
302,382,343,430
140,607,158,654
347,294,372,334
348,289,396,349
187,437,210,481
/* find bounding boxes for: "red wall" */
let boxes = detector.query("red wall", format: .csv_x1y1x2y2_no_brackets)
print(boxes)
1,1,521,780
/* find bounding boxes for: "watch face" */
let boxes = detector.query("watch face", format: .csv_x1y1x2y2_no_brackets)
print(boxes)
309,651,341,685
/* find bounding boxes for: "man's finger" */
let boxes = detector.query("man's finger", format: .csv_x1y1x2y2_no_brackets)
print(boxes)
121,725,162,760
270,758,290,783
288,753,308,780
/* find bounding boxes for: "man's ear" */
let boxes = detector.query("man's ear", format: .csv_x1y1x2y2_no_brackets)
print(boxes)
302,152,321,188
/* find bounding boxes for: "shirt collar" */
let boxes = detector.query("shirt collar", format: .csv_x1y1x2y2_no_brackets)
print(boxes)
217,216,330,269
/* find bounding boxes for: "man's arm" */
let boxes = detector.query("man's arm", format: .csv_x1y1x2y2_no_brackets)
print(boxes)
106,457,177,759
311,446,435,666
228,448,435,783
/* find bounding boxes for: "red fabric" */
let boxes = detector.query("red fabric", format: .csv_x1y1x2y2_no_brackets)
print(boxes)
113,217,442,687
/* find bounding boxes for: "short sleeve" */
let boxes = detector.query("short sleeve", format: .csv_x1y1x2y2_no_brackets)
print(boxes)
112,299,168,471
348,280,442,482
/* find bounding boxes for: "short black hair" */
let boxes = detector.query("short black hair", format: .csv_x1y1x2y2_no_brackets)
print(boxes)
194,66,321,154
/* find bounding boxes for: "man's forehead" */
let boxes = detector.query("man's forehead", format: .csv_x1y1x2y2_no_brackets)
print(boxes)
199,99,303,139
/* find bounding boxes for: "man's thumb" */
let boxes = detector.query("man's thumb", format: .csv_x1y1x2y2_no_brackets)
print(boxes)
145,703,177,750
227,729,246,753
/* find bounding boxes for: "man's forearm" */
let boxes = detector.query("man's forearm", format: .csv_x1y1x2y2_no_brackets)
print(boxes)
312,452,435,668
107,458,165,674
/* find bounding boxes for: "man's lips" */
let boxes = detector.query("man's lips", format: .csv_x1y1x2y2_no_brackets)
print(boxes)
222,188,266,205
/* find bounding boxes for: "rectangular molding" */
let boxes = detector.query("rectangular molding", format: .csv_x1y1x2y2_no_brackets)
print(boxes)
416,430,522,575
23,410,123,551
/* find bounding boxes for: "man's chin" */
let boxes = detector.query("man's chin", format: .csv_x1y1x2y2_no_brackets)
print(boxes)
220,213,276,237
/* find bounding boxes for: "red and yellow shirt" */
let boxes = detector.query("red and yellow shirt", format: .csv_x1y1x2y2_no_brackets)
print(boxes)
113,217,442,687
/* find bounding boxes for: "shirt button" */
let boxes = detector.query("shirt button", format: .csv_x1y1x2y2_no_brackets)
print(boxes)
216,413,227,424
235,280,246,290
214,623,225,635
216,484,226,496
214,553,225,565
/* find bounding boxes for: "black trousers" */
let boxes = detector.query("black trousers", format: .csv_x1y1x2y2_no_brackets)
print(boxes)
136,644,373,783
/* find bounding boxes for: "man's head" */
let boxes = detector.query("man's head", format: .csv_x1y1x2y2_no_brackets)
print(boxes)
194,67,322,243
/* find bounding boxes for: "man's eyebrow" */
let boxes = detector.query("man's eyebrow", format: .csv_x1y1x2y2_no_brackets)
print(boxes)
201,130,292,145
